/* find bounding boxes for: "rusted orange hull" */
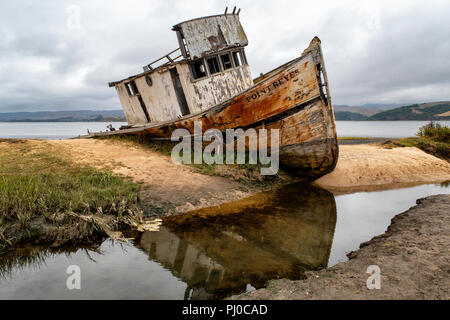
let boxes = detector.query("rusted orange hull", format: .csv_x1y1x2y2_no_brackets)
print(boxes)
89,38,338,180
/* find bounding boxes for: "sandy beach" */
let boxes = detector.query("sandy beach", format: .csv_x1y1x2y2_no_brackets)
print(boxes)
315,144,450,193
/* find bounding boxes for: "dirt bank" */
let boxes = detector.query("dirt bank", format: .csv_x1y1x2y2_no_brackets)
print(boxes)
230,194,450,300
315,144,450,193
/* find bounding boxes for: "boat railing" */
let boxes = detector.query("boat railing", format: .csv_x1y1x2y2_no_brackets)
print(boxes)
143,47,185,72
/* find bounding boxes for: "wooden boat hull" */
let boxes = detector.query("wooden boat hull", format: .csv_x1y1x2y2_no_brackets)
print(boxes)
90,37,338,180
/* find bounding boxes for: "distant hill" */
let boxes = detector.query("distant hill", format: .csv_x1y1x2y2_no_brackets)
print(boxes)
367,102,450,120
334,105,380,117
334,102,450,121
334,111,368,120
333,104,400,120
334,104,383,120
357,103,403,110
0,110,126,122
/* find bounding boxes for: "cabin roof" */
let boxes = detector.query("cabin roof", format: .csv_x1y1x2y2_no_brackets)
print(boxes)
108,54,185,87
172,13,232,30
108,10,245,88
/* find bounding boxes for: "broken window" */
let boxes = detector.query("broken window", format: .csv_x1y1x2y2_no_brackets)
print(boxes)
191,59,207,80
124,81,139,96
124,82,132,95
232,51,243,67
207,56,221,75
220,53,233,70
241,50,248,65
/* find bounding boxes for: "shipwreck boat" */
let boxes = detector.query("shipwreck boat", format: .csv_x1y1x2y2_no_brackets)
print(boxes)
98,9,338,179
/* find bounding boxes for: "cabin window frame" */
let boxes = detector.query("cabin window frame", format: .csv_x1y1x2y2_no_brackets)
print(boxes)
190,58,208,80
220,52,233,71
124,81,139,96
240,49,248,65
206,56,221,75
232,50,244,68
188,48,248,83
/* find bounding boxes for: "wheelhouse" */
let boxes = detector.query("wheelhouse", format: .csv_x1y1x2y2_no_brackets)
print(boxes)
108,10,253,126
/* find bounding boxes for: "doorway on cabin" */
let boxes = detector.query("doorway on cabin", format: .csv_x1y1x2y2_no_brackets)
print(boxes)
170,68,190,116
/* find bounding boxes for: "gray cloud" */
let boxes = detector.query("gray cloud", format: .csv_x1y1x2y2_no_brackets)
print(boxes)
0,0,449,112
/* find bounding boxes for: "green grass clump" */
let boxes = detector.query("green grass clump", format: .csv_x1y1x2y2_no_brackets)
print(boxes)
0,169,139,224
390,122,449,160
0,140,141,250
417,121,450,143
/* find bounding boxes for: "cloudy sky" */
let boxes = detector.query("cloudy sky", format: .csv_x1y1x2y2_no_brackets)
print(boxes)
1,0,449,112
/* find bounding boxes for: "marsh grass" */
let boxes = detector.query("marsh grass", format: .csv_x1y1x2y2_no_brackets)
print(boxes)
417,121,450,143
0,140,142,251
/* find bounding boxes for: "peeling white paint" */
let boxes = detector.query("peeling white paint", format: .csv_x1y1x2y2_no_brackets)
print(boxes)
135,71,182,122
178,63,253,112
178,15,248,59
117,61,253,125
114,14,252,126
116,84,148,125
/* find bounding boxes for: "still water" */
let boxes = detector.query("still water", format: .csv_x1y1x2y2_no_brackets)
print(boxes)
0,122,127,139
0,121,448,139
336,120,449,138
0,183,448,299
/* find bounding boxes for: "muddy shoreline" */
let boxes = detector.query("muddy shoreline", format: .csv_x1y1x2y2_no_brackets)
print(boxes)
230,194,450,300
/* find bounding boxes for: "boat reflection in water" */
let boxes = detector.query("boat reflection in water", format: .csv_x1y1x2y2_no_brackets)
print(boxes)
136,183,337,299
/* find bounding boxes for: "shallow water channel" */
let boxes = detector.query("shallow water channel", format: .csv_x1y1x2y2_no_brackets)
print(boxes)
0,183,448,299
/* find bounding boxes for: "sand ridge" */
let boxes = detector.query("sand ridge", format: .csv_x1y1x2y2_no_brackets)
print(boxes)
315,144,450,192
